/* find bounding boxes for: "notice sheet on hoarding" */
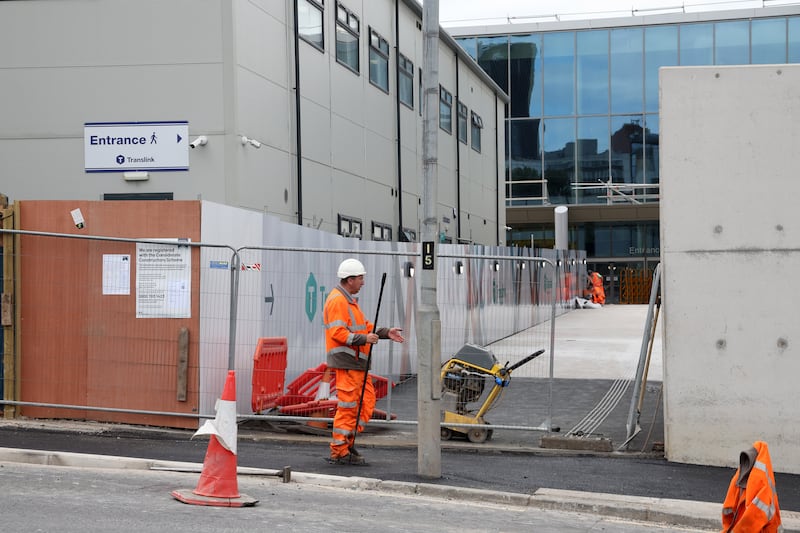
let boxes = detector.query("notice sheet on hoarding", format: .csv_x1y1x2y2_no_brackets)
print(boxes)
136,240,191,318
102,254,131,295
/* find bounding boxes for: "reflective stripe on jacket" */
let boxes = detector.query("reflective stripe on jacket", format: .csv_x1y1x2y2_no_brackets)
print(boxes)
721,440,783,533
324,286,373,370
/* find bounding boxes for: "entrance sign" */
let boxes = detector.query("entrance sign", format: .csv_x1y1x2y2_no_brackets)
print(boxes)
84,121,189,172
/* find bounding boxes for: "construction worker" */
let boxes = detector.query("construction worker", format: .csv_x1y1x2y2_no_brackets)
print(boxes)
588,270,606,305
721,440,782,532
324,258,404,465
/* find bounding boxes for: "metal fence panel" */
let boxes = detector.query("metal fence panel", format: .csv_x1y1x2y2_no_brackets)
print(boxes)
2,211,585,437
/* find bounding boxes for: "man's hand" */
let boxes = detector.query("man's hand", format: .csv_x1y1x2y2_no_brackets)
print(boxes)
388,327,404,343
366,333,379,344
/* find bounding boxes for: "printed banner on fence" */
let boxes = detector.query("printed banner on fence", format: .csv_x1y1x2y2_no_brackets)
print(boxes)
136,240,191,318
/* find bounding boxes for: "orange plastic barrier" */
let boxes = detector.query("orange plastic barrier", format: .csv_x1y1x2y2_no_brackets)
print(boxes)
250,337,288,413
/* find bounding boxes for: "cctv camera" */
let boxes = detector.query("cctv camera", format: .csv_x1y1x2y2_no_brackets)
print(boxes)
190,136,207,149
241,136,262,149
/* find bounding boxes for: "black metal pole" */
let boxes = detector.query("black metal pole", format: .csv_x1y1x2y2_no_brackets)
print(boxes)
349,272,387,459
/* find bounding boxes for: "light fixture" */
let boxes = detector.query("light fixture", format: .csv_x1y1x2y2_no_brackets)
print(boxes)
492,261,500,272
518,261,526,270
241,135,262,149
454,261,464,275
403,262,415,278
123,171,149,181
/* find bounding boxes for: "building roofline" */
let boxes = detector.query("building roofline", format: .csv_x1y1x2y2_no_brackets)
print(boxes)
402,0,509,103
445,4,800,37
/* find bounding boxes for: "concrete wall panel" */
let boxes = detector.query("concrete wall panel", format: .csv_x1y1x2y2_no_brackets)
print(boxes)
661,64,800,473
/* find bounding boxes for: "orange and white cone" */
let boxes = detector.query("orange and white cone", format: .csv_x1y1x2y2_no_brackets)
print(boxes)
172,370,258,507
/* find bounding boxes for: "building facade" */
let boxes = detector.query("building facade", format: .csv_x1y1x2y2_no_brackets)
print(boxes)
0,0,508,246
449,5,800,277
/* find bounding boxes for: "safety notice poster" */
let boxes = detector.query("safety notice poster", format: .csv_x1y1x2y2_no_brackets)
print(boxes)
135,240,191,318
102,254,131,295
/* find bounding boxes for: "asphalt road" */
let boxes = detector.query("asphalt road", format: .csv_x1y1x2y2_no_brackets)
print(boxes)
0,461,710,533
5,422,800,512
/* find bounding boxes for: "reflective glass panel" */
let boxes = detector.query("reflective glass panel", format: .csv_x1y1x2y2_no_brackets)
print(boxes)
612,225,634,257
611,28,643,114
643,114,659,187
298,0,324,50
610,115,644,184
477,36,509,93
509,119,543,204
399,55,413,108
788,17,800,62
680,23,713,66
576,117,609,204
509,34,541,118
715,21,749,65
593,225,612,257
336,26,359,72
543,32,575,117
369,48,388,91
543,117,575,204
644,25,678,113
576,30,609,115
456,37,478,61
752,18,786,64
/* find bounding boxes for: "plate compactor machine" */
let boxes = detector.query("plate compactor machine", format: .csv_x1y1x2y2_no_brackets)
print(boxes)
440,344,545,443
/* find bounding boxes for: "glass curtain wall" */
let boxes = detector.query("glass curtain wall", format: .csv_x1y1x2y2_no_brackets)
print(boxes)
457,14,800,212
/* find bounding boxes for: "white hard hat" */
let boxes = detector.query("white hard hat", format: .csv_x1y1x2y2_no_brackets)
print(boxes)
337,258,366,279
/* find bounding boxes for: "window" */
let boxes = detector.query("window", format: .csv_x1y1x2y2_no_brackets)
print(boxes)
298,0,324,51
470,112,483,152
338,214,362,238
398,53,414,108
336,3,359,73
371,221,392,241
418,67,423,116
457,102,468,144
368,28,390,92
439,86,453,133
399,227,417,242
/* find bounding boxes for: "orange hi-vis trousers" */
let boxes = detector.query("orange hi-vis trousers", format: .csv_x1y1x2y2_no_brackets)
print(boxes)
330,368,375,458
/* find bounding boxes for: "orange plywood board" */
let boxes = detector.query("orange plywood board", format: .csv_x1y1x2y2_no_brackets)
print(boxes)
17,201,201,428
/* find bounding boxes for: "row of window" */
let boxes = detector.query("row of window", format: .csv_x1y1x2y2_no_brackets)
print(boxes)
298,0,484,151
338,213,416,242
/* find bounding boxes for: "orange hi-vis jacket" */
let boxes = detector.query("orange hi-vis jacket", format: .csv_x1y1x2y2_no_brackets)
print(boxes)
721,440,782,533
324,286,387,370
590,271,606,304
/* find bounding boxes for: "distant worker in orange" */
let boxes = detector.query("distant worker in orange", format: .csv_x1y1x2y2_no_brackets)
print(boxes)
323,258,404,465
588,270,606,305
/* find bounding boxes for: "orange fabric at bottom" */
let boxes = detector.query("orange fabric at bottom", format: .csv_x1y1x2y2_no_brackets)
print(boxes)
330,368,375,458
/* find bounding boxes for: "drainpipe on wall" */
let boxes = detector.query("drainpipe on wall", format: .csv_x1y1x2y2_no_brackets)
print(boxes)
395,0,404,237
495,97,500,245
292,0,304,226
455,54,461,241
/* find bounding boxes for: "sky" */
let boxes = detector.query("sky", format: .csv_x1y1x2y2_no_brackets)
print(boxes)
433,0,796,27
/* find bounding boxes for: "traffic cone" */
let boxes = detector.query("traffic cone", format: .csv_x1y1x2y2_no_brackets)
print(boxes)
172,370,258,507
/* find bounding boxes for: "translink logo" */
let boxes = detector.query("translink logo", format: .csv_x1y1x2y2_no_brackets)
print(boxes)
305,272,327,323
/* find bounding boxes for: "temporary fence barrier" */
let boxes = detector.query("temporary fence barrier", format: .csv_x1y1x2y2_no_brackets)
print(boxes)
1,226,583,440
